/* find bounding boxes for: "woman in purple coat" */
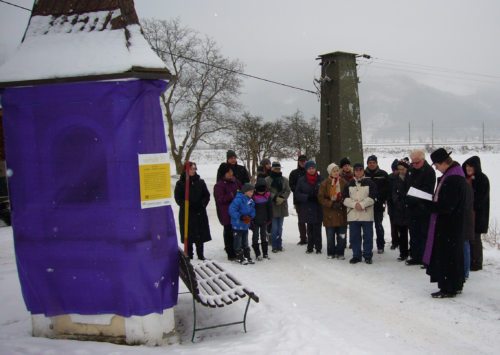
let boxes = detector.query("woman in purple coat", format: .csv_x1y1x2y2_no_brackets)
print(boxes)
214,163,242,260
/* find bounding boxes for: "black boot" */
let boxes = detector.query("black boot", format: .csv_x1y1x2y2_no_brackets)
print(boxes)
262,241,269,259
244,247,255,264
252,243,261,260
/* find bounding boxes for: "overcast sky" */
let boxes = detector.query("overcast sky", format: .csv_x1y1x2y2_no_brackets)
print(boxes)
1,0,500,141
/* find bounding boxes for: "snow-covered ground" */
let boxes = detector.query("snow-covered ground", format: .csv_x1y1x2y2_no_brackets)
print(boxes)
1,150,499,354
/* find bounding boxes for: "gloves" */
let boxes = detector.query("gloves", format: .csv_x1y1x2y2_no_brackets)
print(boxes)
276,196,285,205
308,194,317,202
240,215,251,225
332,201,343,209
335,192,343,201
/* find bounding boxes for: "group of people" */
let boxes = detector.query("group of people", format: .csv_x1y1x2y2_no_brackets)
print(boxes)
174,147,490,299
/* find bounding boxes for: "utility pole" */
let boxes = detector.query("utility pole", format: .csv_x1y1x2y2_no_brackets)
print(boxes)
408,122,411,145
482,121,485,148
317,51,363,175
431,120,434,148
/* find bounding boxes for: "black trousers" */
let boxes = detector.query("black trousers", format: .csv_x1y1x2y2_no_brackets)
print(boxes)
470,233,483,270
409,214,430,263
306,222,322,252
223,224,236,259
389,216,399,247
394,224,409,258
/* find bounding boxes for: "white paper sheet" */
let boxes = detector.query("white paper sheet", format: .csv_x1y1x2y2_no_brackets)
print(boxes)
407,187,433,201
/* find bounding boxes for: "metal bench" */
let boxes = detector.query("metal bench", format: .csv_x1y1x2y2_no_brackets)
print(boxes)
178,248,259,342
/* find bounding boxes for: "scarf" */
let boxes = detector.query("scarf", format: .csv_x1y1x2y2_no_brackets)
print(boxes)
328,177,340,199
422,163,465,265
270,171,283,192
306,172,318,186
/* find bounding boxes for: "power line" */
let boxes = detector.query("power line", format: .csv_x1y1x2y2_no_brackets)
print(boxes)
0,0,31,11
358,56,500,84
374,57,500,80
156,49,318,95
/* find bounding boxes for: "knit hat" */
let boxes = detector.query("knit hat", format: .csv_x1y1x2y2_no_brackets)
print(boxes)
271,161,281,169
397,160,410,169
353,163,364,170
241,183,255,193
391,159,399,172
367,155,377,164
298,154,308,162
261,158,271,167
327,163,339,175
430,148,451,165
339,157,351,168
304,160,316,170
219,163,232,176
226,149,237,159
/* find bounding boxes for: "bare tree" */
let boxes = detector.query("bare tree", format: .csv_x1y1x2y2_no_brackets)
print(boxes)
142,18,243,174
282,110,320,159
231,113,290,177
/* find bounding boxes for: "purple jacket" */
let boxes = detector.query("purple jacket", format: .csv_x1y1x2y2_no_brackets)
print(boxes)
214,177,242,226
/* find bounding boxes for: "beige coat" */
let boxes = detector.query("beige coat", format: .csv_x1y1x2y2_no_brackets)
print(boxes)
343,178,376,222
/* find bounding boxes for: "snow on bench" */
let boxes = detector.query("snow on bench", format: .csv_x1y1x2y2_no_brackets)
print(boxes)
177,248,259,342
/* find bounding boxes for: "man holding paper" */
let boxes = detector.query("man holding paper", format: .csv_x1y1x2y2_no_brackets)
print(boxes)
405,149,436,266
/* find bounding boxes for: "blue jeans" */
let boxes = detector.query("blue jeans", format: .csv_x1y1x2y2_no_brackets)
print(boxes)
464,241,471,278
272,217,284,249
325,226,347,256
349,221,374,260
233,230,249,254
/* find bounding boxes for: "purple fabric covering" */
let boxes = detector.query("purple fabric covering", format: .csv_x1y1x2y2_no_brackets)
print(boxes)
422,164,465,265
1,80,179,317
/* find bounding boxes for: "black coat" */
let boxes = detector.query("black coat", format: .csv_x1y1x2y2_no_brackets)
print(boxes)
387,172,399,217
216,162,250,185
427,163,468,293
294,174,323,224
174,174,212,244
364,167,389,212
391,175,410,226
289,164,306,204
462,156,490,234
406,160,436,217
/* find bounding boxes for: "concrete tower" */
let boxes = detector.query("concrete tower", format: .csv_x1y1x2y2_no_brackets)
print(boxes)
317,51,363,175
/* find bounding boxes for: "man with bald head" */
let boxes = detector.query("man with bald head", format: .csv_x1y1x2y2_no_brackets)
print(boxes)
405,149,436,266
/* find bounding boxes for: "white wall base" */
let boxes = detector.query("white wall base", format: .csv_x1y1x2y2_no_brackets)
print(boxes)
31,308,177,346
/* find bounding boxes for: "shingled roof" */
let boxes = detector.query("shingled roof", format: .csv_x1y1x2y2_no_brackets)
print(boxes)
0,0,172,87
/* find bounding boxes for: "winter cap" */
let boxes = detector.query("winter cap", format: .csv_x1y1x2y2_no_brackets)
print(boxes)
391,159,399,172
327,163,339,175
298,154,308,162
430,148,452,165
367,155,378,164
353,163,364,170
226,149,237,159
397,159,410,169
271,161,281,169
339,157,351,168
219,163,233,176
305,160,317,170
261,158,271,166
241,183,255,193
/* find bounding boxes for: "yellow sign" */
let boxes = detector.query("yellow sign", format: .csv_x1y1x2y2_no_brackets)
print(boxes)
138,153,172,209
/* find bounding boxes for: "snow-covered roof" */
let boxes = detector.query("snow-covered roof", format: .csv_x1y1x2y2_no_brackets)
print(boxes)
0,0,171,87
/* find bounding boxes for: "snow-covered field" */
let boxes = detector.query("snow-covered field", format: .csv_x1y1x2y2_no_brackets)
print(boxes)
1,150,499,354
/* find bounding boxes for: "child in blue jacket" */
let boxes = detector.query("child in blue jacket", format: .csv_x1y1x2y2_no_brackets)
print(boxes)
229,183,256,264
